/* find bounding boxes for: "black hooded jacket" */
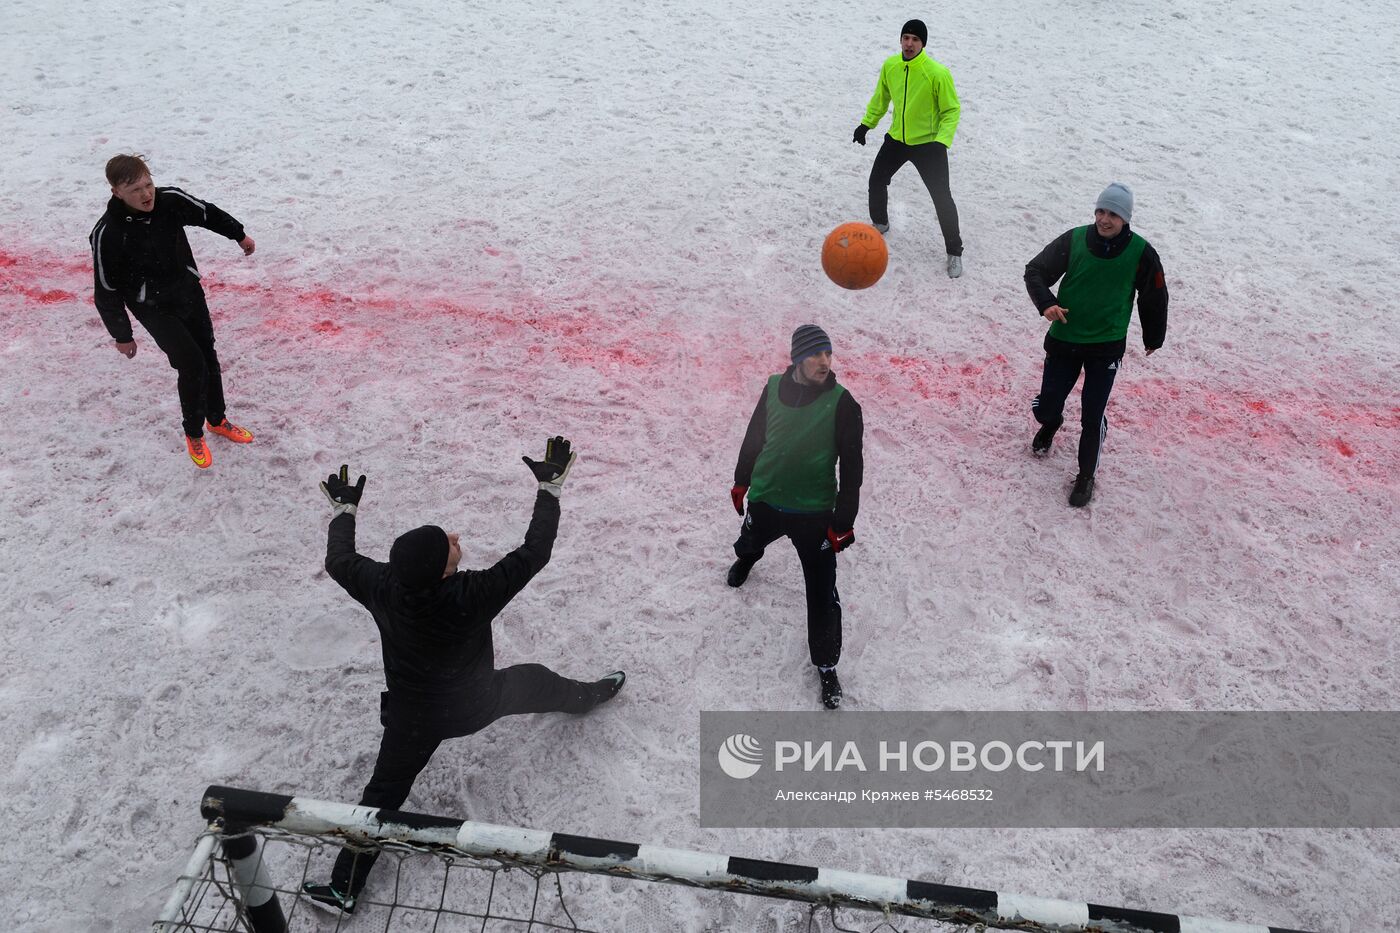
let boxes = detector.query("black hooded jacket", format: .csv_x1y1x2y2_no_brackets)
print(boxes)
88,187,246,342
325,491,559,737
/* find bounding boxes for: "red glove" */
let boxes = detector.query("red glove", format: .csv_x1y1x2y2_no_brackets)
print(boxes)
730,485,748,515
826,527,854,553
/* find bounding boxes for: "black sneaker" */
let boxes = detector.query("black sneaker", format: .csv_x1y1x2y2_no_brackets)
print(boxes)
303,882,356,916
1069,473,1095,508
595,671,626,703
727,558,756,588
1032,420,1061,456
819,669,842,709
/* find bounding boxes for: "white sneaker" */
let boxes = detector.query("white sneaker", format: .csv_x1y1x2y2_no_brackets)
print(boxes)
872,222,889,234
946,255,963,278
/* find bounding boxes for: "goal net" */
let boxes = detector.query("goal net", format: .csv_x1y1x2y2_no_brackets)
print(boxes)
153,785,1313,933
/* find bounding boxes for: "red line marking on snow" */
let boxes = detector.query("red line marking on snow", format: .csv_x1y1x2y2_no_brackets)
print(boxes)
18,285,76,303
0,249,90,278
847,353,1015,405
0,250,82,304
5,243,1396,487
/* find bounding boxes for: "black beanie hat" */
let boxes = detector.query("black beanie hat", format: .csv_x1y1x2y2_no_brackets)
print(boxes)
389,524,450,591
790,324,833,364
901,19,928,45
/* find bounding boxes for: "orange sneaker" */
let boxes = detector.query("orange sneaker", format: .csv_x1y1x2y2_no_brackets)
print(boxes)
207,418,254,443
186,435,213,469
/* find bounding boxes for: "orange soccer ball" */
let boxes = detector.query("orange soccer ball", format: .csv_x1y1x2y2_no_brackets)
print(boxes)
821,222,888,290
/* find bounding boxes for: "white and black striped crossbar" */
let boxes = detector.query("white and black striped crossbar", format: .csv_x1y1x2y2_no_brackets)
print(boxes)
201,785,1315,933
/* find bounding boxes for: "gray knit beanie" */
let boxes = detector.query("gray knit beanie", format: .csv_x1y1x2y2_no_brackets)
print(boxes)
790,324,833,364
1095,182,1134,223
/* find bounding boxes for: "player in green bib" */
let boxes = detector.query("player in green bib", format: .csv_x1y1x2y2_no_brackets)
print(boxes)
727,326,864,709
1023,183,1169,507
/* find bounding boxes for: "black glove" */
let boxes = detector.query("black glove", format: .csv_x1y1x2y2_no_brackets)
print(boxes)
853,124,869,145
321,464,366,517
522,436,577,497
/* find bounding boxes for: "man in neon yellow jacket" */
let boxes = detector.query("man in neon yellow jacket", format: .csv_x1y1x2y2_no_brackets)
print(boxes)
854,19,964,278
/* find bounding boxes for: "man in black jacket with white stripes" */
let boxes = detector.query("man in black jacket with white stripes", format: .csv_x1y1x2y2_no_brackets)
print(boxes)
88,154,257,468
303,437,626,915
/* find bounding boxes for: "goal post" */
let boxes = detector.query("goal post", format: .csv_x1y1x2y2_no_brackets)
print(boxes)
154,784,1317,933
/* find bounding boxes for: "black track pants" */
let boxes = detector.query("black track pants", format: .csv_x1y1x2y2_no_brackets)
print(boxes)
132,284,226,437
733,501,842,667
1032,355,1121,476
868,134,963,256
330,665,602,895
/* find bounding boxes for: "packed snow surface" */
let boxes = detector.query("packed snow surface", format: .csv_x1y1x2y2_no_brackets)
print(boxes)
2,0,1397,930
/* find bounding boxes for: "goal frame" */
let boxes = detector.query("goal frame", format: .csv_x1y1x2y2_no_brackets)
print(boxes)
154,784,1316,933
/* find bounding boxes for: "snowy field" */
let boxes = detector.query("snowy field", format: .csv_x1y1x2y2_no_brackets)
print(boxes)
2,0,1398,930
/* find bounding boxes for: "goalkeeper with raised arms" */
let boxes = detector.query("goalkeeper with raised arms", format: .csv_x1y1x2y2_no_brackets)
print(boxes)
303,437,626,915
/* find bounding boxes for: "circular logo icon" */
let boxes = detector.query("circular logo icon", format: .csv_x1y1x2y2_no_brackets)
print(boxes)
717,733,764,779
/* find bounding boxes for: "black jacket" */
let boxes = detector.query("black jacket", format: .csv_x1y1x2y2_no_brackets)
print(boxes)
88,187,246,342
1023,224,1169,359
325,491,559,737
734,367,864,532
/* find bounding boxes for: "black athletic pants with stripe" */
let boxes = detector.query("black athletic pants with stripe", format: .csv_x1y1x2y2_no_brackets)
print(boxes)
132,281,226,438
1032,354,1121,476
732,501,842,668
330,665,602,897
868,133,963,257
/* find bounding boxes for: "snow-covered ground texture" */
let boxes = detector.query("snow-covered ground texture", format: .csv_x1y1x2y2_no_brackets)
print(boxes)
2,0,1398,930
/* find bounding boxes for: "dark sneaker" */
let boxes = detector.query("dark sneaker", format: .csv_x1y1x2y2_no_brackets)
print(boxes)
819,669,842,710
1032,420,1061,456
1069,473,1095,508
302,883,356,916
727,558,756,588
595,671,626,703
